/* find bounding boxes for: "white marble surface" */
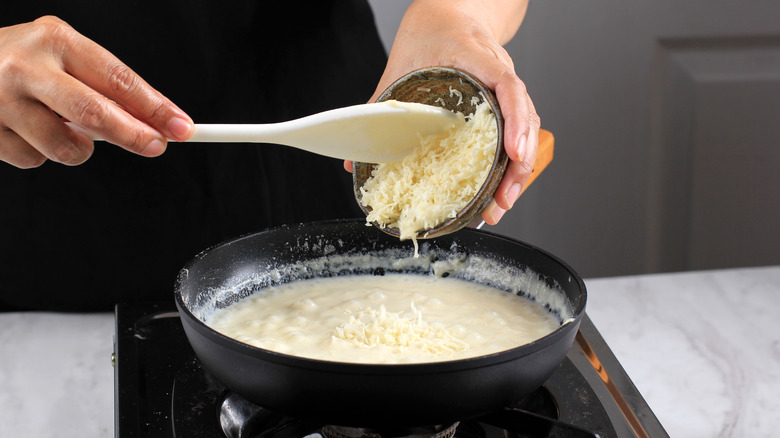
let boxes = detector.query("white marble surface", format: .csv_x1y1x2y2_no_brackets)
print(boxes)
0,312,114,437
0,265,778,437
585,265,780,437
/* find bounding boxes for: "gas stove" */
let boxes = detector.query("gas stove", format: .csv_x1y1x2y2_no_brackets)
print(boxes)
113,302,667,438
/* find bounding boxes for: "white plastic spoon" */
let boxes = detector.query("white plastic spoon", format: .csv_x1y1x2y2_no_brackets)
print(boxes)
68,101,464,163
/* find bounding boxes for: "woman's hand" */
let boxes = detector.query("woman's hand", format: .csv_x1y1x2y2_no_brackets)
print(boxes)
0,16,194,168
360,0,539,225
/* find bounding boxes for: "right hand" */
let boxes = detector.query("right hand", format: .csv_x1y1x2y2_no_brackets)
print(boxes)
0,16,194,168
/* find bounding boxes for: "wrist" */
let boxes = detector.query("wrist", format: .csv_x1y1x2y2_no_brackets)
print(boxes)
405,0,527,45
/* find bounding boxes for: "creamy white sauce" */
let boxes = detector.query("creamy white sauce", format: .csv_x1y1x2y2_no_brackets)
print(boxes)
207,274,560,364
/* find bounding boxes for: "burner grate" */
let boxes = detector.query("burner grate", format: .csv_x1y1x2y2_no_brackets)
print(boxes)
321,423,459,438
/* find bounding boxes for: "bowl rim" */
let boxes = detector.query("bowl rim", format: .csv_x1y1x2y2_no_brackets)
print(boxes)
353,67,508,240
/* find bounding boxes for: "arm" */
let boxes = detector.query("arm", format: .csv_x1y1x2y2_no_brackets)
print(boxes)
372,0,539,225
0,16,194,168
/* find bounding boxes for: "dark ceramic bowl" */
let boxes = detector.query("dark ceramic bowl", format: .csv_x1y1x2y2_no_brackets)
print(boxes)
353,67,507,239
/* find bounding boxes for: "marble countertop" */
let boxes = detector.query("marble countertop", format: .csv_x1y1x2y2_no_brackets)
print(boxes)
1,265,778,437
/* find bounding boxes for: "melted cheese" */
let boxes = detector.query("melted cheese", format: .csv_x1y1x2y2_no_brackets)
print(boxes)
207,274,560,364
359,100,497,244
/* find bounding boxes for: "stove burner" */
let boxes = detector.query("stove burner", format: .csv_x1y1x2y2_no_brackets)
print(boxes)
321,423,459,438
215,386,597,438
218,391,461,438
219,392,322,438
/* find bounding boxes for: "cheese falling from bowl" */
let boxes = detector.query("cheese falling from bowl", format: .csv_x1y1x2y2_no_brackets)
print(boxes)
359,99,498,247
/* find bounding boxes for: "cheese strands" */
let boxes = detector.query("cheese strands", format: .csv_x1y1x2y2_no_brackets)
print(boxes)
359,99,497,249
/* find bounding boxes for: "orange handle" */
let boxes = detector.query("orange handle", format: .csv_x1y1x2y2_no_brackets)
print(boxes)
520,129,554,195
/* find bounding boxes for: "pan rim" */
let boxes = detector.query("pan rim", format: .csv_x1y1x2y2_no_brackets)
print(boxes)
174,218,587,372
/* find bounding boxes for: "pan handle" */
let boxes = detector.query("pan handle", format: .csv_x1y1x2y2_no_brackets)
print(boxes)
521,128,554,196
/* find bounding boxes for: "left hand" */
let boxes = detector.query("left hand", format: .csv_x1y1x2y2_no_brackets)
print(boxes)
346,0,538,225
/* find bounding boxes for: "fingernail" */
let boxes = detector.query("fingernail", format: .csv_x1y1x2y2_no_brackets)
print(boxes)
517,134,527,162
56,143,82,165
168,117,193,139
484,202,506,224
144,138,166,156
507,183,523,208
491,205,507,223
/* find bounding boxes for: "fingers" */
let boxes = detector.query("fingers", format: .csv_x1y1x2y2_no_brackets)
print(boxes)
32,69,168,157
0,127,93,168
481,121,539,225
0,16,193,168
481,77,541,225
494,71,538,163
0,129,47,169
0,93,96,166
59,29,194,142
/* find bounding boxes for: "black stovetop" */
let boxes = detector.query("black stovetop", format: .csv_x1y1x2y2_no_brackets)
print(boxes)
113,302,667,438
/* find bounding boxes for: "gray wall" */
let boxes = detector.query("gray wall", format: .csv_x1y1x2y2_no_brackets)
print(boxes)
367,1,780,278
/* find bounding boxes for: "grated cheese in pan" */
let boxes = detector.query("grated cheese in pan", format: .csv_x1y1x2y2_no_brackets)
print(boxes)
331,302,469,355
359,99,497,249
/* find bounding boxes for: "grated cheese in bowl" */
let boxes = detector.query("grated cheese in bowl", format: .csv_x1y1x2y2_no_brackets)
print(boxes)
358,99,498,251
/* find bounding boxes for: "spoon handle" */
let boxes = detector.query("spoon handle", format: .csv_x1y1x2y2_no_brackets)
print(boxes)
187,123,292,144
65,121,291,144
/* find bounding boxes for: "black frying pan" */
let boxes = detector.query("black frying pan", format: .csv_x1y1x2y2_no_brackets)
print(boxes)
174,219,586,427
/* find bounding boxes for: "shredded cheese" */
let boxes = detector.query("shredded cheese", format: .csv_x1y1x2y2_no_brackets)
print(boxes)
359,99,497,246
332,303,469,355
449,85,464,106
